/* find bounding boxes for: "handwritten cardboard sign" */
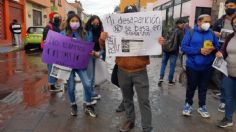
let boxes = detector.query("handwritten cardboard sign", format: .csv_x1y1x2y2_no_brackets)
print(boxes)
103,11,162,56
42,30,94,69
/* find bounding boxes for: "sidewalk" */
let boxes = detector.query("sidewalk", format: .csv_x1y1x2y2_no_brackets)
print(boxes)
0,44,21,54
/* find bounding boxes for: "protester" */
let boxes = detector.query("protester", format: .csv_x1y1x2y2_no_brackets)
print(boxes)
10,19,22,48
42,12,62,92
85,15,105,101
217,16,236,128
212,0,236,113
61,13,97,117
181,14,220,118
158,19,185,86
100,5,153,132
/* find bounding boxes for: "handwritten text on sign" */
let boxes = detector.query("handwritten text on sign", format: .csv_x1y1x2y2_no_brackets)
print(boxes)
103,11,162,56
42,30,94,69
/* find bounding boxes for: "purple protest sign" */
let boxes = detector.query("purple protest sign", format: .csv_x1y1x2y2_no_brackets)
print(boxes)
42,30,94,69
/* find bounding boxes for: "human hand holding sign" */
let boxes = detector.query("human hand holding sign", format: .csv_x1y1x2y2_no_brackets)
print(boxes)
216,51,223,58
158,37,166,46
100,32,108,41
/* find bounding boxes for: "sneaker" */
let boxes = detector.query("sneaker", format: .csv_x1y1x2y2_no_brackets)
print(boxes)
84,100,97,105
92,94,101,100
218,118,233,128
197,106,210,118
119,120,135,132
182,103,192,116
158,78,163,86
70,104,77,116
168,81,175,86
218,103,225,113
49,85,62,92
84,105,97,118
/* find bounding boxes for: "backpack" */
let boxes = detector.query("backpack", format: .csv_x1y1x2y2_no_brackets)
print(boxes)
163,28,179,52
40,23,53,49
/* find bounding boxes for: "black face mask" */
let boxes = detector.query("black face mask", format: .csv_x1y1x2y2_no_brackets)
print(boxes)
53,17,60,26
225,8,236,16
92,25,99,30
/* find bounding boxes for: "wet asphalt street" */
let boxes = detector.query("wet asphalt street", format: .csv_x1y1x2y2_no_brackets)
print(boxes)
0,50,235,132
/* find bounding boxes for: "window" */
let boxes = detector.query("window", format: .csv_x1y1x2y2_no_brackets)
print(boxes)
175,0,182,5
195,7,212,23
33,10,42,26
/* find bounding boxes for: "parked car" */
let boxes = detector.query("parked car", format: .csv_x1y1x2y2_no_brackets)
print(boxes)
24,27,44,51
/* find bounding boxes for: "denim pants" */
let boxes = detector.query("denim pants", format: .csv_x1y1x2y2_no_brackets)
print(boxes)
185,67,212,107
118,68,152,131
160,52,178,81
47,64,57,85
223,76,236,121
67,69,93,104
87,57,97,96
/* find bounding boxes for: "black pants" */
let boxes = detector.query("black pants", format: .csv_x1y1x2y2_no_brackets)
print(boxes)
185,67,212,107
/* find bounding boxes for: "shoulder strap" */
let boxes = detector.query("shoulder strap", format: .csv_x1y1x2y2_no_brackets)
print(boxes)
189,29,194,41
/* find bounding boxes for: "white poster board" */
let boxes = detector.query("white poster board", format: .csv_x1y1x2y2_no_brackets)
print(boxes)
50,64,72,80
219,29,234,43
103,11,162,56
212,57,228,77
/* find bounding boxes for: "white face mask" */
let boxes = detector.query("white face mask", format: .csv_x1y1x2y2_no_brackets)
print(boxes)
70,22,80,30
201,23,210,31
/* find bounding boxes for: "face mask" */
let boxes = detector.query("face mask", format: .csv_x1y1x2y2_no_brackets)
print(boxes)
53,17,60,25
225,8,236,16
201,23,210,31
70,22,80,30
92,25,99,30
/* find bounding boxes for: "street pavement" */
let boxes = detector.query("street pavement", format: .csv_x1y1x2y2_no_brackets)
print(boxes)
0,50,235,132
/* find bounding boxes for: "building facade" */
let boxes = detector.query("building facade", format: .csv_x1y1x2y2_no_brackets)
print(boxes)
0,0,26,45
119,0,157,12
153,0,213,28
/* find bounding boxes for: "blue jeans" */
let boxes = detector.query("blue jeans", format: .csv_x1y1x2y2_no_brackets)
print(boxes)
223,76,236,121
185,67,212,107
87,57,97,96
67,69,93,104
47,64,57,85
160,52,178,81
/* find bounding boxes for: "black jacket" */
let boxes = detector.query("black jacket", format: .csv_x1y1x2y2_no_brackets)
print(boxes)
42,22,60,41
212,15,227,33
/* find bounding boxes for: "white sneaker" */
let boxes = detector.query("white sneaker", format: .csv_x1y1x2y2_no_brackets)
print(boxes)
218,103,225,113
182,103,193,116
84,100,97,105
197,106,210,118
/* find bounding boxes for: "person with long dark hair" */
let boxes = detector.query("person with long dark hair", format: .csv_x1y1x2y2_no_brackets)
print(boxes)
85,15,105,100
61,14,97,117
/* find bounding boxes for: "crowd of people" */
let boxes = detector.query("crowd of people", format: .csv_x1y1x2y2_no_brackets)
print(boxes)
40,0,236,132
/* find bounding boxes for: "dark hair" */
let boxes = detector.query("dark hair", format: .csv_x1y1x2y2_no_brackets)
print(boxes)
231,16,236,25
67,11,76,17
85,15,103,32
124,5,138,13
197,14,210,21
176,19,185,25
13,19,17,23
65,14,85,39
225,0,236,5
